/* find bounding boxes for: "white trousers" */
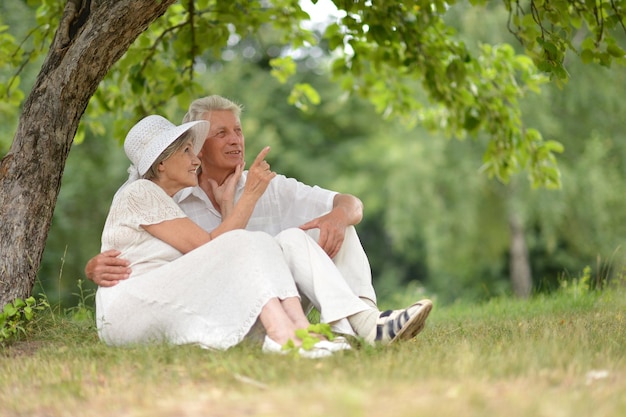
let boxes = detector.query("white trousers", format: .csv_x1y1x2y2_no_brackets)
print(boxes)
274,227,377,335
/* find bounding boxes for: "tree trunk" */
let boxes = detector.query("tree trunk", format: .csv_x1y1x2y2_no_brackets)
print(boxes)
509,211,532,298
0,0,175,308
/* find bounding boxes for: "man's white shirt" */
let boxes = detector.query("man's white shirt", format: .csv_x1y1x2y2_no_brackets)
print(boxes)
174,172,337,235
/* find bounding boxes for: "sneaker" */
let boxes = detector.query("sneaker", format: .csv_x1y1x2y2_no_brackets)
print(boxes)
261,336,333,358
374,299,433,344
262,335,288,354
313,336,352,352
298,343,333,359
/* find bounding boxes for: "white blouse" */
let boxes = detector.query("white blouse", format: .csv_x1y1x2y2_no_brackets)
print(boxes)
101,179,187,277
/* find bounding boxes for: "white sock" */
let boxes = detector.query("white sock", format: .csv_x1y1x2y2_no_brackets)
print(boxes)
347,308,379,341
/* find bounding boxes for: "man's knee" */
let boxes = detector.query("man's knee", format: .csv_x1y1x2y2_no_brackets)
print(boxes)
302,228,320,242
276,227,310,245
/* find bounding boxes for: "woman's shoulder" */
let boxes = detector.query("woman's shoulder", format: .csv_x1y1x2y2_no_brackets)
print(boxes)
111,179,182,221
128,179,160,191
113,179,169,207
119,179,162,196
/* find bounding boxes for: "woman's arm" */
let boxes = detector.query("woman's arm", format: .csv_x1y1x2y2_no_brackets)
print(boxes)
144,190,267,254
143,218,212,254
144,147,275,253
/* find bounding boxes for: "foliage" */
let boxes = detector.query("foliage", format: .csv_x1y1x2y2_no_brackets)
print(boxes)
6,0,621,186
289,323,335,350
65,279,96,324
325,1,561,187
503,0,626,79
558,264,592,297
0,295,49,345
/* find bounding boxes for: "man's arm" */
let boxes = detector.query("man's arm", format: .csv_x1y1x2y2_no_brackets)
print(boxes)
300,193,363,258
84,250,131,287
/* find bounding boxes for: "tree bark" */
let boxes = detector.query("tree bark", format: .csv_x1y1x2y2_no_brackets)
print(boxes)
509,211,533,298
0,0,175,308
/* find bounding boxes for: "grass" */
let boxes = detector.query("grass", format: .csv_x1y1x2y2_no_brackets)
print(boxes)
1,284,625,417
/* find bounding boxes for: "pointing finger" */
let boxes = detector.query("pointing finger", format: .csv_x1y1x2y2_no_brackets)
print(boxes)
252,146,271,166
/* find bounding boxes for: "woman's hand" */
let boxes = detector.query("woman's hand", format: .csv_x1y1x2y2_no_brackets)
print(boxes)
209,162,244,217
209,146,276,238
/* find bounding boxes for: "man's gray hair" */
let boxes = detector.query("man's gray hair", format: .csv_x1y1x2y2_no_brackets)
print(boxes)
183,95,243,123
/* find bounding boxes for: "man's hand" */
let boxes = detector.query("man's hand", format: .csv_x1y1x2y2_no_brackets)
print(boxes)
300,211,348,259
84,250,131,287
300,193,364,258
244,146,276,199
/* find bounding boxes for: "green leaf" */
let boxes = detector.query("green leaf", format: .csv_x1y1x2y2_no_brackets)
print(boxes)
3,304,17,316
463,110,481,132
581,49,595,64
544,140,564,153
269,56,297,84
13,298,25,309
23,306,33,321
294,328,309,340
283,339,296,351
607,44,625,58
287,83,321,112
542,41,558,57
307,323,334,340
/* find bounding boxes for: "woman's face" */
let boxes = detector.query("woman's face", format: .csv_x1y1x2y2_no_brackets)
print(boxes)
158,139,201,194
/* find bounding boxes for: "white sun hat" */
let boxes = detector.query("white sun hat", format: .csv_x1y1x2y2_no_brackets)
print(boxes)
124,115,210,177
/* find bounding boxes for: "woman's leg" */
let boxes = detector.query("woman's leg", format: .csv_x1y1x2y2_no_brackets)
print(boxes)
260,297,347,356
280,297,310,329
259,297,302,346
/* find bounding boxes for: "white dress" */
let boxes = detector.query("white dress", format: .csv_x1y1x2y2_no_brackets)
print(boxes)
95,180,300,350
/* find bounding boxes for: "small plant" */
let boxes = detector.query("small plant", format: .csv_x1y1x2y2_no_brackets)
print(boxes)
559,265,591,297
0,296,49,345
295,323,335,351
66,279,95,324
281,323,336,352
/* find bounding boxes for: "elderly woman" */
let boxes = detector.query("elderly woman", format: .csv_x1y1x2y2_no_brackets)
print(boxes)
95,115,345,357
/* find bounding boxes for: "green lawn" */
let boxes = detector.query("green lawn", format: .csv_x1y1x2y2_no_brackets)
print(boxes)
2,284,625,417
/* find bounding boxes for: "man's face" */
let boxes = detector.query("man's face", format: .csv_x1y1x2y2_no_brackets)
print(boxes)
198,110,245,173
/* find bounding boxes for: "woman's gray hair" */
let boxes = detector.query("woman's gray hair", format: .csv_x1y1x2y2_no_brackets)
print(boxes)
183,95,243,123
143,130,194,180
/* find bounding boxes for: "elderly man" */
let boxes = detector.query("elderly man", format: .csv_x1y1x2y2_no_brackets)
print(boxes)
86,95,432,344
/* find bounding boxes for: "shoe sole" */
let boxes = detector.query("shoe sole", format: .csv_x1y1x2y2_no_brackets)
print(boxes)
388,300,433,344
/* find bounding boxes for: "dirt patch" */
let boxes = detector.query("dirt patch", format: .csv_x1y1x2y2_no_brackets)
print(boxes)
1,340,43,358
